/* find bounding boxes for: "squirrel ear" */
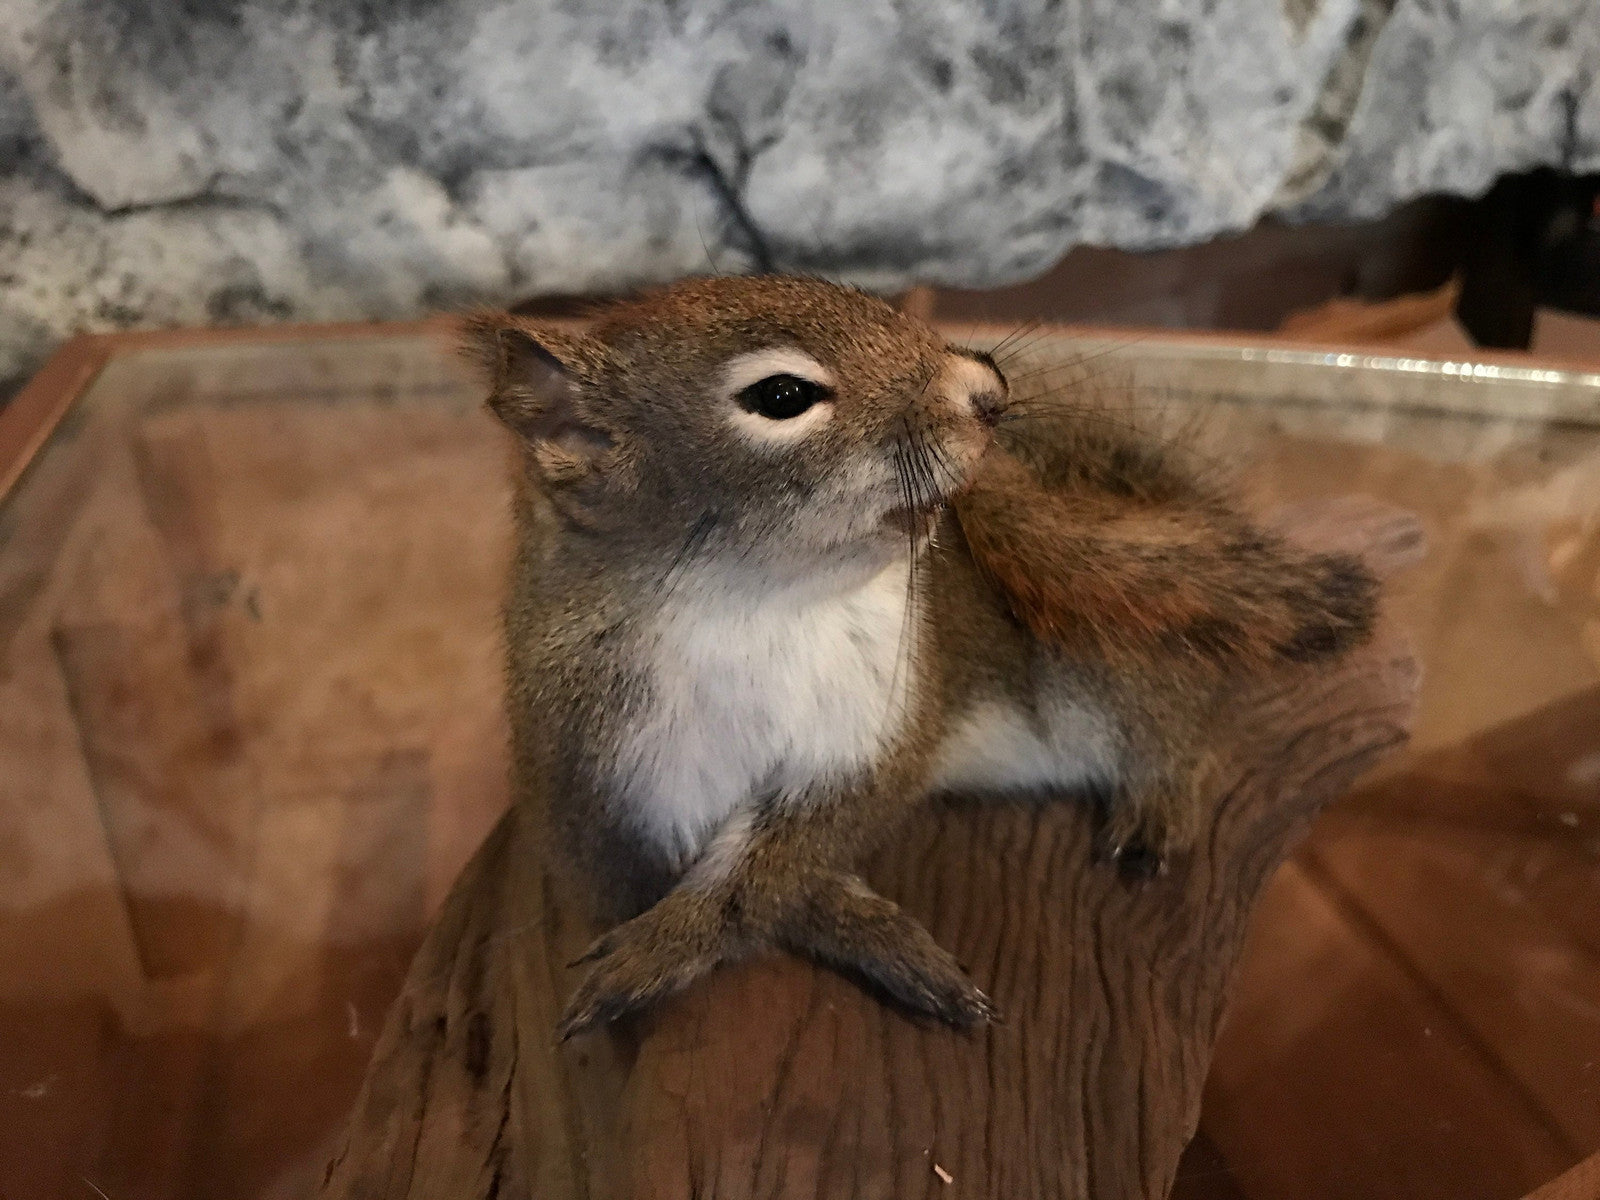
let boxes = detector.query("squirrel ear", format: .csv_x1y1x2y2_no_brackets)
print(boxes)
462,315,614,478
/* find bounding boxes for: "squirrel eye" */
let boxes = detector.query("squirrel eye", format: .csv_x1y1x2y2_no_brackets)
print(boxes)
736,374,828,420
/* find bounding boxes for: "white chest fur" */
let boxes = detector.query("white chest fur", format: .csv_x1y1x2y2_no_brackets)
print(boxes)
929,695,1116,798
612,560,913,867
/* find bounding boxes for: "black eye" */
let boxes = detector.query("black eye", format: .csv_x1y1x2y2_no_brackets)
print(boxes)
736,374,828,420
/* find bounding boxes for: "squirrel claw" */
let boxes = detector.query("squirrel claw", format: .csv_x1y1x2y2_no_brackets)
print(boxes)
555,965,659,1043
920,979,1003,1030
554,990,632,1043
556,904,722,1042
965,988,1005,1028
1111,841,1168,880
565,932,616,970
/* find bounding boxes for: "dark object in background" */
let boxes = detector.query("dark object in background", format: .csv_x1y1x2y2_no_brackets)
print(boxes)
1457,170,1600,349
1539,184,1600,318
509,172,1600,358
931,198,1470,335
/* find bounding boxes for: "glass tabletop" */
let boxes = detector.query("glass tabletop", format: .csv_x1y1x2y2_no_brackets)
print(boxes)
1,325,1597,1200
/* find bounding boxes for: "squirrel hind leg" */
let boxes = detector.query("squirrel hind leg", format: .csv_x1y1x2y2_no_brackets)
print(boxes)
1086,763,1209,881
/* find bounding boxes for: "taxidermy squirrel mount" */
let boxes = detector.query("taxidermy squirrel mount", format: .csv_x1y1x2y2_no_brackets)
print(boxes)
463,276,1377,1041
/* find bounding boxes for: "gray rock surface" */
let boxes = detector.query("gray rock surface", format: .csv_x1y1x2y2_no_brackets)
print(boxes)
1,0,1597,391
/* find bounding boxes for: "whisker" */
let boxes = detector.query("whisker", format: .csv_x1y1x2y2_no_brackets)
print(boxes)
1002,358,1126,389
925,447,958,505
1005,380,1216,421
922,432,956,507
996,407,1167,440
996,334,1149,384
998,403,1177,431
989,331,1054,370
1001,383,1184,418
661,510,718,596
995,393,1230,490
988,320,1080,367
984,319,1041,363
995,360,1138,403
693,207,723,276
904,427,932,511
878,437,923,743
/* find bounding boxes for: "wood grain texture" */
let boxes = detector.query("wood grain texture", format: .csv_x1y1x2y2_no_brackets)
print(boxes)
319,507,1420,1200
1524,1150,1600,1200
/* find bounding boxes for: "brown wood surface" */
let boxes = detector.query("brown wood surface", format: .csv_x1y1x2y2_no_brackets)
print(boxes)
5,321,1599,1200
1524,1150,1600,1200
317,507,1421,1200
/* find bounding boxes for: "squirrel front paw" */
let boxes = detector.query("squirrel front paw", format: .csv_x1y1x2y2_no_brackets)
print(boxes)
557,898,725,1041
780,873,1001,1029
558,874,1001,1038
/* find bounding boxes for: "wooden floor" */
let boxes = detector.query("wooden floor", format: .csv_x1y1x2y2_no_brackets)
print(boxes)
1,327,1598,1200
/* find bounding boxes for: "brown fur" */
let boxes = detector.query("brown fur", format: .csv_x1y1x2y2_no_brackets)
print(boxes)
462,275,1377,1040
956,447,1376,670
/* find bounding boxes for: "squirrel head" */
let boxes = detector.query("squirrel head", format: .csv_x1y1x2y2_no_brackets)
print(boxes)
465,275,1007,592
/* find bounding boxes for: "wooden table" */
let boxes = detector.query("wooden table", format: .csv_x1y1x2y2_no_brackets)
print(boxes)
1,319,1597,1200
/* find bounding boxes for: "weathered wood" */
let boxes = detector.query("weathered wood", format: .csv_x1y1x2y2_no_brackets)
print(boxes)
1523,1150,1600,1200
319,504,1421,1200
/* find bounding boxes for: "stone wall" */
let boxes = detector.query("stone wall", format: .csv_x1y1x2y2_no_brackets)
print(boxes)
1,0,1596,390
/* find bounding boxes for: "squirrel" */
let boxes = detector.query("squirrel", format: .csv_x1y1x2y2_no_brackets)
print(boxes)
463,275,1377,1040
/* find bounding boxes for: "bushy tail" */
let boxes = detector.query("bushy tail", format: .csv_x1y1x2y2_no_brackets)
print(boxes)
954,446,1377,672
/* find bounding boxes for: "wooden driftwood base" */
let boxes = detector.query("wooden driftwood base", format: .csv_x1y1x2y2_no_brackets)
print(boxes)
319,504,1422,1200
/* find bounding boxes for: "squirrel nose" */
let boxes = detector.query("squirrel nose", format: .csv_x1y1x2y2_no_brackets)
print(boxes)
972,387,1005,427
